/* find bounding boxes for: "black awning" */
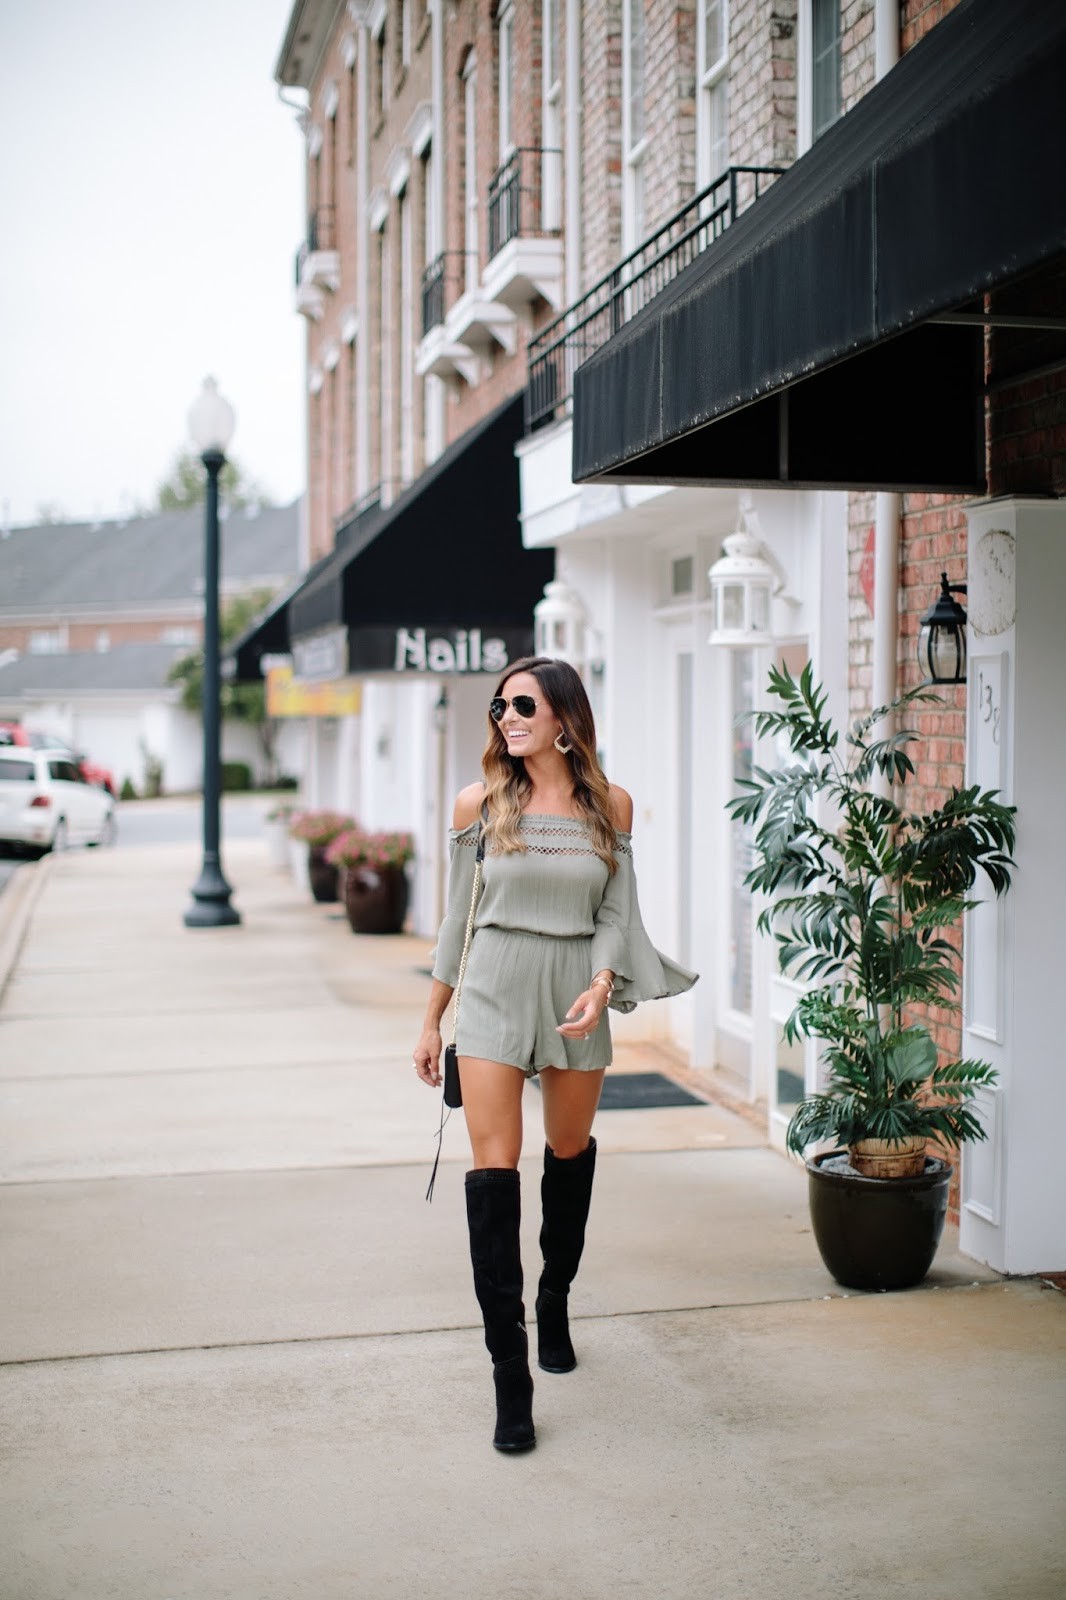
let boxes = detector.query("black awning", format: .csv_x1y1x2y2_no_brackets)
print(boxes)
572,0,1066,492
229,577,298,684
288,393,554,673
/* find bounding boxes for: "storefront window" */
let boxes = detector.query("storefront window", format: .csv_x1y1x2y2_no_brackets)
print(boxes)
729,646,755,1014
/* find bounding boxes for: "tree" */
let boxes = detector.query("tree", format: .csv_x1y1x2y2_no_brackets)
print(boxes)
155,450,272,513
167,589,282,783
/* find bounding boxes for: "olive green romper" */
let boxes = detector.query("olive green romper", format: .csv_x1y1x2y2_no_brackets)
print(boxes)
431,813,698,1077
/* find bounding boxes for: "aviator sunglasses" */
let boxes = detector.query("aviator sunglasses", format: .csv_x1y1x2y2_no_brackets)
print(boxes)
489,694,541,721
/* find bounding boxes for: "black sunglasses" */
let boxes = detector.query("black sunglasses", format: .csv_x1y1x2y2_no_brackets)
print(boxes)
489,694,540,721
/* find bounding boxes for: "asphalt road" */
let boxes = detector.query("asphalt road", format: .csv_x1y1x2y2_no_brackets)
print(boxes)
0,795,281,893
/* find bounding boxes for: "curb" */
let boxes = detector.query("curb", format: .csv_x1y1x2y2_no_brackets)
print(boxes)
0,856,52,1003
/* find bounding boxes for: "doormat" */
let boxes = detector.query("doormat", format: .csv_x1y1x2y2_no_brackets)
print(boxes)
535,1071,705,1110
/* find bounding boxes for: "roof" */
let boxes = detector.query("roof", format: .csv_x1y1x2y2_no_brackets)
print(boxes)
0,642,187,699
0,501,302,618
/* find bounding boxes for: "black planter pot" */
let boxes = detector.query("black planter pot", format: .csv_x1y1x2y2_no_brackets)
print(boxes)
343,862,409,934
807,1151,953,1292
307,845,340,904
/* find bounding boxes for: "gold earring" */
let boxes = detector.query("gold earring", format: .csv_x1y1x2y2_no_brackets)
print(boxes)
554,731,574,755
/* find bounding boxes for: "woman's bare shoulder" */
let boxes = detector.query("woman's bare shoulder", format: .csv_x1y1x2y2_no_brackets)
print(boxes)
607,783,634,832
452,782,487,830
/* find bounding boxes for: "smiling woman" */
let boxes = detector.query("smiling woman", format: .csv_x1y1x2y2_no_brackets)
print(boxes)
411,655,697,1455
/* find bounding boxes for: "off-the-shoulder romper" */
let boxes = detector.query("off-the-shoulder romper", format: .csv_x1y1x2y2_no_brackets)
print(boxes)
431,813,698,1077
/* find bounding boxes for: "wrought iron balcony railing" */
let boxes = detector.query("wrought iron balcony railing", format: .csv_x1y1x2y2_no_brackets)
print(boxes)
487,147,562,261
294,205,337,285
420,251,470,337
525,165,784,432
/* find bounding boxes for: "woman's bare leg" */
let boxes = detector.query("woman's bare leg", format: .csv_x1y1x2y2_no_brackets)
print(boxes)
460,1056,526,1168
538,1065,605,1157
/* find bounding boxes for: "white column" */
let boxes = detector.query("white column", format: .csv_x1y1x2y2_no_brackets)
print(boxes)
355,22,371,500
960,498,1066,1274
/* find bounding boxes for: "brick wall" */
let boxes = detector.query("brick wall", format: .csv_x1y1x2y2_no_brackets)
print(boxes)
580,1,624,286
0,618,203,656
840,0,874,113
728,0,797,172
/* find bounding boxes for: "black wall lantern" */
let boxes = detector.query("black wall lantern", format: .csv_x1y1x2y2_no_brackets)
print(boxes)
918,572,968,685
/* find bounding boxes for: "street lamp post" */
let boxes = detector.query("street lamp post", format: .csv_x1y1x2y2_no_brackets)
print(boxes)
184,376,241,928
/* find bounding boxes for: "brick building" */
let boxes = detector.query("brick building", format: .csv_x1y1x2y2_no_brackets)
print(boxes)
567,0,1066,1274
251,0,1063,1273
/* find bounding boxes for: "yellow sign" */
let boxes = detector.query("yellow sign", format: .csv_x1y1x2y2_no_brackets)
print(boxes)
266,666,363,719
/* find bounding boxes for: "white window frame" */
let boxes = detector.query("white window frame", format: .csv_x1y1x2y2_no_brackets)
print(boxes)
28,627,67,655
378,225,392,495
621,0,648,253
542,0,562,230
401,0,411,68
798,0,841,155
463,52,479,291
696,0,730,190
399,185,415,485
497,3,516,163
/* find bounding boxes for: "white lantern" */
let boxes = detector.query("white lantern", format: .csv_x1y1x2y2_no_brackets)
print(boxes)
709,530,776,647
188,376,236,457
535,581,588,666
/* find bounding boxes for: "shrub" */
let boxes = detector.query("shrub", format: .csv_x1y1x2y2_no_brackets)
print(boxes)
119,777,138,801
221,761,253,792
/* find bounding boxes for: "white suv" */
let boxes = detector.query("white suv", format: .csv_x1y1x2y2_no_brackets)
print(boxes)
0,746,116,856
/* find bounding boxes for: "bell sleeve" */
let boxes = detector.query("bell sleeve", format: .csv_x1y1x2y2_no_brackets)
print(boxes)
589,833,698,1014
429,820,480,988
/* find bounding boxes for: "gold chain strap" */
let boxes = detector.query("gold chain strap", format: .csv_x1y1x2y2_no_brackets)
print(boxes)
450,855,483,1040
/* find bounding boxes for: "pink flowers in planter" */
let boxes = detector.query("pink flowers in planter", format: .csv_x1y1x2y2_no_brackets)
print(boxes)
287,809,354,848
325,828,415,871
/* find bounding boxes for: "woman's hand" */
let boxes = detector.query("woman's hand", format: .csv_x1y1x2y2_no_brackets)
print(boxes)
413,1027,443,1087
557,988,607,1041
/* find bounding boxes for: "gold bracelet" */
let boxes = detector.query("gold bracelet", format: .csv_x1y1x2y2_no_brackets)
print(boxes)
591,974,614,1001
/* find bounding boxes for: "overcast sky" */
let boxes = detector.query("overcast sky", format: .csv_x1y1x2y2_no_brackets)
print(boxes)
0,0,306,529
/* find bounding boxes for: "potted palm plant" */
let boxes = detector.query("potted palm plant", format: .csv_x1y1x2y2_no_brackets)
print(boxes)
288,809,355,903
326,827,415,934
728,664,1016,1291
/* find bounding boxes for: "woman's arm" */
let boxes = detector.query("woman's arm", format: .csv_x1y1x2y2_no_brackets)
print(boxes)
453,781,486,830
413,782,484,1086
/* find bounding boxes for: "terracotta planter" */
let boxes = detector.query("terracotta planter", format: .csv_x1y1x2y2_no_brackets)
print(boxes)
307,844,340,903
343,861,409,934
807,1150,952,1292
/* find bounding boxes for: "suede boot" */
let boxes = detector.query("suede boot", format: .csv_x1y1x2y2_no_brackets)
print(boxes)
465,1168,536,1453
536,1137,597,1374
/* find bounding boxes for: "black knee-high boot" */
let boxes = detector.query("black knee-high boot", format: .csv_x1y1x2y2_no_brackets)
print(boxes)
536,1137,597,1374
465,1168,535,1453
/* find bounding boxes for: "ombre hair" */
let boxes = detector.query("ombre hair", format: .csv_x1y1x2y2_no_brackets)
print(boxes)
481,656,619,874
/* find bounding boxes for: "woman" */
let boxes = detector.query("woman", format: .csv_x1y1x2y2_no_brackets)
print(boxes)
413,657,696,1453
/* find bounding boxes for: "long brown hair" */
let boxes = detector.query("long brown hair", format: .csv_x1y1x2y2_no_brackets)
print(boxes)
481,656,619,874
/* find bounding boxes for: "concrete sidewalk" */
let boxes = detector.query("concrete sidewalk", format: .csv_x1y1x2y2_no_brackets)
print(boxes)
1,840,1063,1600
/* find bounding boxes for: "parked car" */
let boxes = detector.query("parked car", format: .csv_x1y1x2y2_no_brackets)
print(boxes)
0,746,116,856
0,722,116,796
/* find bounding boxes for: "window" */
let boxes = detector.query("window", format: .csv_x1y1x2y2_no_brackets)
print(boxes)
698,0,729,187
0,759,34,782
542,0,562,229
399,186,415,484
379,227,392,489
811,0,841,141
28,629,65,655
671,555,695,598
375,19,389,120
95,630,110,652
498,3,515,161
622,0,647,250
401,0,411,68
161,625,197,646
49,758,80,784
463,53,478,290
